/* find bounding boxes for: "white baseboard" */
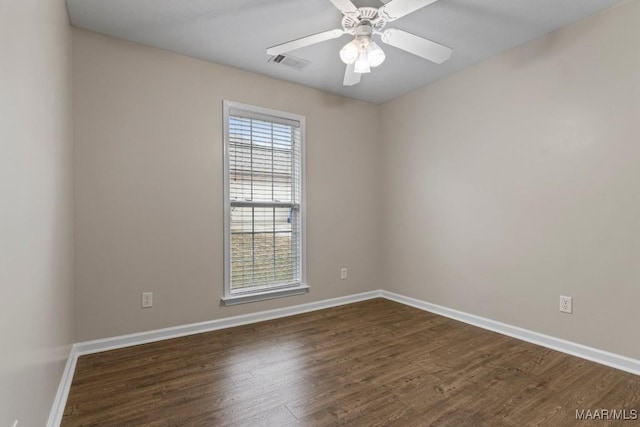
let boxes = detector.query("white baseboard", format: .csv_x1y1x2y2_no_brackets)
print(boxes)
46,345,79,427
380,290,640,376
48,288,640,426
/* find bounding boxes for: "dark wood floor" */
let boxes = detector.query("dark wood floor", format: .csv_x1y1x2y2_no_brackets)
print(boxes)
62,299,640,426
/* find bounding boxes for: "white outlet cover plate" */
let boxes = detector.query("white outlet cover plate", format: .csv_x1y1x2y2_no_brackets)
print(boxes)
142,292,153,308
560,295,573,314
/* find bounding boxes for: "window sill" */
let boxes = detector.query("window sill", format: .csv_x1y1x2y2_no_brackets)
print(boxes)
221,284,310,306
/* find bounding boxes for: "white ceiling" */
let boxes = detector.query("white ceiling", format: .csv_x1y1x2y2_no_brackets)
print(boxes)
66,0,625,104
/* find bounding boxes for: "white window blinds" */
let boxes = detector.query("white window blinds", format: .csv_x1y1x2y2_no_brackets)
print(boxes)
224,103,304,297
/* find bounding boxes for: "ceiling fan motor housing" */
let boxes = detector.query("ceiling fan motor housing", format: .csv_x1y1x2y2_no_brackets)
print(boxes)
356,22,373,38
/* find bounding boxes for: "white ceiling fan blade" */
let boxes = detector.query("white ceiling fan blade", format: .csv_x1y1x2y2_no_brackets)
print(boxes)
343,63,361,86
267,29,345,56
379,0,440,21
381,28,452,64
329,0,359,15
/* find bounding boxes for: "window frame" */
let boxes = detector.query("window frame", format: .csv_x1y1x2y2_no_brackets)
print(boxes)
222,100,308,305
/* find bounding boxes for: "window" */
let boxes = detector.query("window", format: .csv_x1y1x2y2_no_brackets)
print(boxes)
222,101,307,305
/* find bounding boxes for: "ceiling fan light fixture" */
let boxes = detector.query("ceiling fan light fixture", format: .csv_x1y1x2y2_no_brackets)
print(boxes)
367,41,386,67
339,40,360,64
268,0,454,87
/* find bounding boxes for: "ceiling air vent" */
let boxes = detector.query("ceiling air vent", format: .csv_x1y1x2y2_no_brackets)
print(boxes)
268,54,310,71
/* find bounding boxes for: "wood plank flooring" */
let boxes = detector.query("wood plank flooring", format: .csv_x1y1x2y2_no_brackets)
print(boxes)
62,299,640,426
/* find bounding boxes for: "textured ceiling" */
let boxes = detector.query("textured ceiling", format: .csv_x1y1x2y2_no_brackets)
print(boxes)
66,0,625,104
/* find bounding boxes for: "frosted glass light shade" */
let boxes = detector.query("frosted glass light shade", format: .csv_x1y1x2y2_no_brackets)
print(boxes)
367,41,386,67
339,40,360,64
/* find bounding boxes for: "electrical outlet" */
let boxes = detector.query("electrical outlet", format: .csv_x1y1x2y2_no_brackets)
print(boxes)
141,292,153,308
559,295,572,314
340,268,347,280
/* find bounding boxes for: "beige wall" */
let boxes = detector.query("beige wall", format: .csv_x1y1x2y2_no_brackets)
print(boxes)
381,0,640,359
73,29,383,341
0,0,74,425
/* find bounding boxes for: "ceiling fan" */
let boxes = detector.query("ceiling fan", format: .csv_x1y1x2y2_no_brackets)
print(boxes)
266,0,452,86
